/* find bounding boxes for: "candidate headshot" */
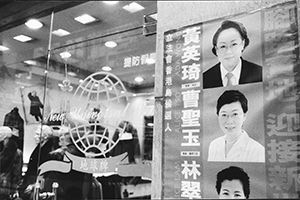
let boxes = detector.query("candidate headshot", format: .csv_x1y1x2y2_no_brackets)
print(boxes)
207,90,265,162
216,166,250,199
203,20,262,89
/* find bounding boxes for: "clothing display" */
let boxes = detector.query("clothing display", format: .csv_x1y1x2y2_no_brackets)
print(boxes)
203,58,262,89
27,92,44,121
0,138,23,200
19,137,59,200
208,130,265,162
96,175,122,199
110,121,141,163
3,107,24,151
41,144,93,200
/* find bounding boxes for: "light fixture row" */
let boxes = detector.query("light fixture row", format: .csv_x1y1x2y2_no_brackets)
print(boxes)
2,1,148,85
3,13,118,48
2,0,147,51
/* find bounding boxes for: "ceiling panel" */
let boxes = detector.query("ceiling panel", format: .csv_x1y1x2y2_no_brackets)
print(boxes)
0,1,157,94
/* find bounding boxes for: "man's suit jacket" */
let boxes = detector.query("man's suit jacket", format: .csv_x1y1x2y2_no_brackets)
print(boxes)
203,58,262,89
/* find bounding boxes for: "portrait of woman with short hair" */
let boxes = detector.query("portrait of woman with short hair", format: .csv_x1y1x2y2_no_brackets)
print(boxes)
207,90,265,162
203,20,262,89
216,166,250,199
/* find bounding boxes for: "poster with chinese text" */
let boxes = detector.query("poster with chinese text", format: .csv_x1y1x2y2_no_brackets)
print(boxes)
162,1,299,199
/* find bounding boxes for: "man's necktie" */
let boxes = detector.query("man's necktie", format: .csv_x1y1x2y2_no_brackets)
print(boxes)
226,73,234,86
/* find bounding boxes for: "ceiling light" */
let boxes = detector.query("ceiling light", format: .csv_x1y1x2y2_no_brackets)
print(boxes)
74,14,97,24
13,35,33,42
105,41,117,48
52,29,70,37
67,71,77,77
123,2,145,13
0,45,9,51
25,19,43,29
103,1,119,5
60,51,71,60
134,77,144,83
147,122,154,127
102,66,112,71
79,79,84,83
149,13,157,21
23,60,37,65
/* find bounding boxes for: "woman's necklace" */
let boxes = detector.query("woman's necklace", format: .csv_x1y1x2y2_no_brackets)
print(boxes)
225,132,242,144
225,137,239,144
225,134,241,157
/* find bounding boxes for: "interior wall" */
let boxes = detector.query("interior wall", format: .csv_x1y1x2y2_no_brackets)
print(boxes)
152,0,295,198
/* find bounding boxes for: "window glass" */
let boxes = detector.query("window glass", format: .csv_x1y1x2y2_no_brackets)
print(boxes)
0,2,156,199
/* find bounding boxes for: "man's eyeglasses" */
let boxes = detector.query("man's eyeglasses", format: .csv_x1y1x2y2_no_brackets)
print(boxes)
215,40,244,54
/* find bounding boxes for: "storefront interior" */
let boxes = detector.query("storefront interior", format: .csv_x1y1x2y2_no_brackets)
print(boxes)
0,1,156,199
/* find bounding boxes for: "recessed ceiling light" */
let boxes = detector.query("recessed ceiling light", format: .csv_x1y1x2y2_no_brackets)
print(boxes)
23,60,37,65
149,13,157,21
0,45,9,51
103,1,119,5
67,71,77,77
102,66,112,71
59,51,71,60
147,122,154,127
52,29,70,37
105,41,117,48
13,35,33,42
25,19,43,29
134,77,144,83
123,2,145,13
74,14,97,24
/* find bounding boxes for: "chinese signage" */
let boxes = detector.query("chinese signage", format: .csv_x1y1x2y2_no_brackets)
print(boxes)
262,2,300,198
162,1,299,199
123,52,156,68
38,152,152,179
163,24,203,199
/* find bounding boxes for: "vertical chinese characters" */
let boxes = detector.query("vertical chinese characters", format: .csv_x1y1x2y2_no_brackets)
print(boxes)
263,4,300,198
180,26,203,199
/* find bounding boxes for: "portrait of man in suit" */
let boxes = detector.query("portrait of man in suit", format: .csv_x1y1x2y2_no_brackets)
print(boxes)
203,20,262,89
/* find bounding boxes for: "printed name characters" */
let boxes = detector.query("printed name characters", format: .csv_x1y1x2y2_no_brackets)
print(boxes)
163,25,203,199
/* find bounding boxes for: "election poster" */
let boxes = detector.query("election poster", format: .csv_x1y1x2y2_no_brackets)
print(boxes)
162,1,299,199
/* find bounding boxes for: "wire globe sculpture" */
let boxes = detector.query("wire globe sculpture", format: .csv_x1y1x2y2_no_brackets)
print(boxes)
68,71,130,157
73,71,128,104
69,122,127,157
